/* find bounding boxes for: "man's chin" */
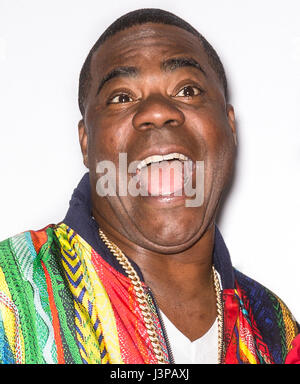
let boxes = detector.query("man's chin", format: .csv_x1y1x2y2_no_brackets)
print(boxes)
131,217,207,253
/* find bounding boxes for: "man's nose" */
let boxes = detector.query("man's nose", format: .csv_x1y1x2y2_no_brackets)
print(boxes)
132,95,185,131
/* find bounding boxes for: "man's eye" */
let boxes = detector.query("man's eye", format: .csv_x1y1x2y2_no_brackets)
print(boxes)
109,94,133,104
175,85,203,98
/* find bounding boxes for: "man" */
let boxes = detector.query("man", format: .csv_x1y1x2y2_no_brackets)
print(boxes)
0,8,298,364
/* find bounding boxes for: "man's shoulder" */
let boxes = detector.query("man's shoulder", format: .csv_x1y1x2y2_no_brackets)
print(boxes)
233,268,295,316
0,224,58,274
0,224,80,364
233,268,299,362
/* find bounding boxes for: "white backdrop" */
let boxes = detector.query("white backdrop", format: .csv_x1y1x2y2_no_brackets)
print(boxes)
1,0,300,320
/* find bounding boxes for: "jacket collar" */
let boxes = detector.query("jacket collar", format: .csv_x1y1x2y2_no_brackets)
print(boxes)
63,172,235,289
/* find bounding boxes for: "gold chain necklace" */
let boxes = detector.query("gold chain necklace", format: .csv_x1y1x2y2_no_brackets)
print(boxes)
98,228,224,364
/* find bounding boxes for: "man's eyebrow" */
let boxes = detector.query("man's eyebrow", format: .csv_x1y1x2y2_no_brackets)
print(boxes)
162,57,207,76
96,66,138,95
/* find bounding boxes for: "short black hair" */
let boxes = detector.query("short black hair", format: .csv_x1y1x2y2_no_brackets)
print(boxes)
78,8,228,116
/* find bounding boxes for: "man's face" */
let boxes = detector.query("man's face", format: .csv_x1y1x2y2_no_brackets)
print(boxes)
79,23,236,253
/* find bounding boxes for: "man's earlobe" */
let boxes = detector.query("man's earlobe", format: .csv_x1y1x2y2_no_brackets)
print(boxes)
78,119,89,168
227,104,237,146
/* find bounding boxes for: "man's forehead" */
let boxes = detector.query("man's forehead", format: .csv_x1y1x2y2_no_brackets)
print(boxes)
90,23,206,73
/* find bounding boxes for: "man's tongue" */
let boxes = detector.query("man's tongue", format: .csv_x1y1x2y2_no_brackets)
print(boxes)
139,160,185,196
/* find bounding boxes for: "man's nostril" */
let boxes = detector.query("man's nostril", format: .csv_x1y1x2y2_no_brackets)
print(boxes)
165,119,175,125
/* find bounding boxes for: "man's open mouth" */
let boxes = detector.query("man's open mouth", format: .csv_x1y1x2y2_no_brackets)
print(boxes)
135,152,194,196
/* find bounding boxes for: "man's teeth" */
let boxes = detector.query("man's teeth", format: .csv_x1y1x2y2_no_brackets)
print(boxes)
136,153,189,171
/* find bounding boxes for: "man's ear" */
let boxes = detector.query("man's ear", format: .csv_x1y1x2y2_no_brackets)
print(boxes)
78,119,89,168
226,104,237,146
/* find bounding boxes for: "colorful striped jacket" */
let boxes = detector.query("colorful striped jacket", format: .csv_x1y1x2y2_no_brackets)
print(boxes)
0,173,298,364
